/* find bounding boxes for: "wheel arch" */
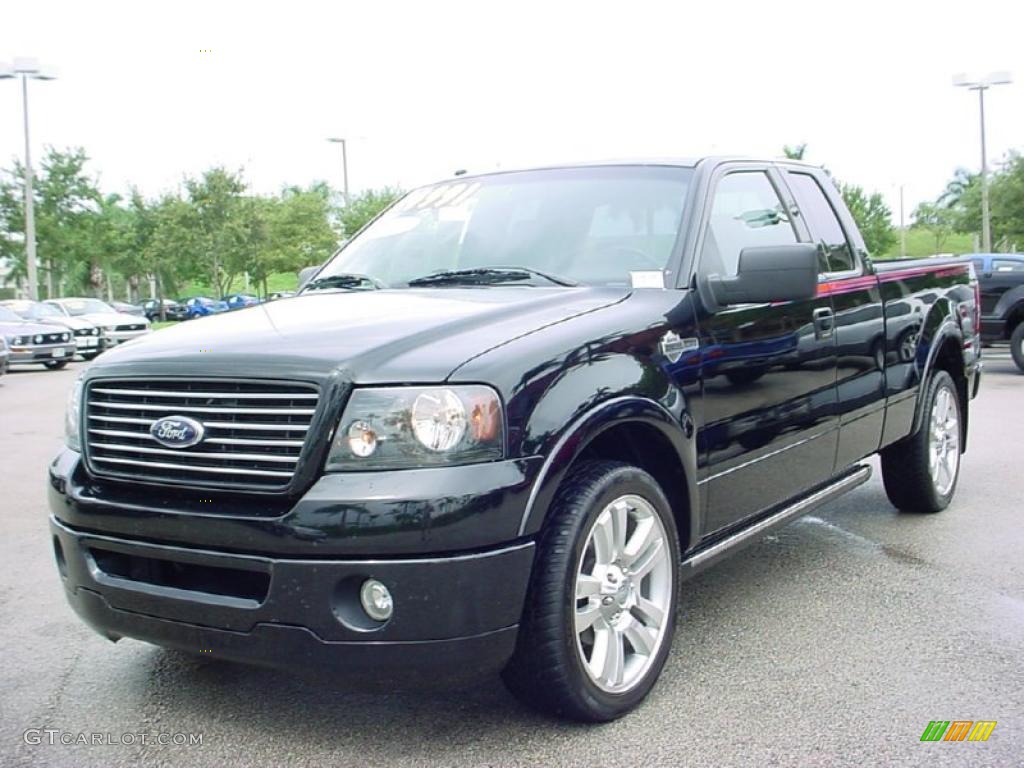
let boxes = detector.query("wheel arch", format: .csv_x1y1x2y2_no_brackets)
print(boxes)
518,396,700,554
911,318,969,448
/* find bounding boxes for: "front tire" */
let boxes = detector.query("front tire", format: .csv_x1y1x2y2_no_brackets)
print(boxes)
43,360,69,370
1010,323,1024,373
503,460,679,722
880,370,962,513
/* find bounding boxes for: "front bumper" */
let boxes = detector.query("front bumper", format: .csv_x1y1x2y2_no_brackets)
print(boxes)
9,342,77,363
73,335,104,353
51,518,532,682
103,329,150,345
48,450,541,681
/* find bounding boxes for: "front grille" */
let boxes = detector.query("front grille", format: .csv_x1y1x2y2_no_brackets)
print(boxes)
84,378,320,491
74,328,97,337
115,324,146,332
38,332,68,344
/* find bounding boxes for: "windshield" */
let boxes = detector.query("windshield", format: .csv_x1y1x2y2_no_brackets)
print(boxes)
60,299,116,316
314,166,693,288
9,301,63,320
0,306,23,322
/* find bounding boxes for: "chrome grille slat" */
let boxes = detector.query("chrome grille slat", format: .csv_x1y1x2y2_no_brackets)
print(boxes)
91,387,318,400
88,427,304,448
88,401,315,415
88,442,301,463
91,456,293,478
88,414,310,432
83,378,319,490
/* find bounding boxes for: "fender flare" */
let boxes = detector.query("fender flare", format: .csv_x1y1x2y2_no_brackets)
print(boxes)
516,395,701,551
910,316,964,436
992,286,1024,334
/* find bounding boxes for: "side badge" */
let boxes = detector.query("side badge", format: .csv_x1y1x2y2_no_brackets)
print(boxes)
660,331,699,363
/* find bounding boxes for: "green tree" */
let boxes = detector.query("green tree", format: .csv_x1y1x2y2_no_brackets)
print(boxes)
839,183,897,257
782,143,807,160
912,201,957,253
339,187,403,237
0,147,103,297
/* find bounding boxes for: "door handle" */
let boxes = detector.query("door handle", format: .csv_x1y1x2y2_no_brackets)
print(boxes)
813,307,834,340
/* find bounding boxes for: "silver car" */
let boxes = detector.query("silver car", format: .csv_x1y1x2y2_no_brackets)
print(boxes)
0,299,105,360
0,305,77,369
45,298,151,346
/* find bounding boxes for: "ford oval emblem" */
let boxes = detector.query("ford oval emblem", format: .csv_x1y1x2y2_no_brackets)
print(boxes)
150,416,205,448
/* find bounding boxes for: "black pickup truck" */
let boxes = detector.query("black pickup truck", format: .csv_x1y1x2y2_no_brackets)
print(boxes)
49,158,981,722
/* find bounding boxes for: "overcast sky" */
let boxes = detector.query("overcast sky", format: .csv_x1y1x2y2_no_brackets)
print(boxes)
2,0,1022,220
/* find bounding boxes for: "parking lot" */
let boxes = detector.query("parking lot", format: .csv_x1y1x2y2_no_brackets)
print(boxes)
0,352,1021,767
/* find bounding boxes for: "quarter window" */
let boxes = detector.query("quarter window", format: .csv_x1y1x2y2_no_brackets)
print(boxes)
992,259,1024,273
700,172,797,277
787,172,857,274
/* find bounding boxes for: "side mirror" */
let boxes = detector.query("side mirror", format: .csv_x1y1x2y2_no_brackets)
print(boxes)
708,244,818,305
297,265,322,289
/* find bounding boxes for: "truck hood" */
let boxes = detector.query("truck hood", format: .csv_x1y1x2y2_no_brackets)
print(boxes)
92,287,626,382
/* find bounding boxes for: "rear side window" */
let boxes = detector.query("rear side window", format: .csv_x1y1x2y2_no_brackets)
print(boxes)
992,259,1024,273
787,172,857,274
700,171,797,277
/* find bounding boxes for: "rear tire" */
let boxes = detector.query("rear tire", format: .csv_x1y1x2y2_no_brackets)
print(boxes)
1010,322,1024,373
880,370,961,513
502,460,679,722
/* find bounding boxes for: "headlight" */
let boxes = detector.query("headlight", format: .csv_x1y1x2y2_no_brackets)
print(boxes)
327,385,503,470
91,327,99,336
11,335,26,346
65,375,85,451
34,334,43,344
62,332,70,341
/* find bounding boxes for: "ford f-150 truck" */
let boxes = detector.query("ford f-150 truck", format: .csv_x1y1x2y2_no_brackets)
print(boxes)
48,158,981,722
964,252,1024,371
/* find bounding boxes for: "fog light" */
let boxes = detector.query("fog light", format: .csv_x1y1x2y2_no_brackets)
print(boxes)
359,578,393,621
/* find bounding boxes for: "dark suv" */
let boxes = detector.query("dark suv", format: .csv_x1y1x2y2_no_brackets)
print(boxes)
965,252,1024,370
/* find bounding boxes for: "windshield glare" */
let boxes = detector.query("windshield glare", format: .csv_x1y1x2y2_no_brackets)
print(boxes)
316,166,693,288
61,299,115,316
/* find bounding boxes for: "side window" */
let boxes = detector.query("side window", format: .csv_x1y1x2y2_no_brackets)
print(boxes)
787,172,857,273
992,259,1024,273
700,171,797,277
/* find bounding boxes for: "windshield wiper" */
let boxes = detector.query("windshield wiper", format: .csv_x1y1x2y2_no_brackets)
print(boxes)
406,266,578,288
303,273,384,292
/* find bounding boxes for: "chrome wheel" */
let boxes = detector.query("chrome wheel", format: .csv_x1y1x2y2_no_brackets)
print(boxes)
573,494,672,693
928,385,960,496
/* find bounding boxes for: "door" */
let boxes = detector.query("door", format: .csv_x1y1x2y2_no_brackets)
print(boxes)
694,167,839,534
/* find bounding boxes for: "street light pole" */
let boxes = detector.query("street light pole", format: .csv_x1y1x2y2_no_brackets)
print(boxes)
327,137,350,205
21,74,39,300
953,71,1012,253
1,57,57,301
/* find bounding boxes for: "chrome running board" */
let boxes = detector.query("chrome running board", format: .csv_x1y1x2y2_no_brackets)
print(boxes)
681,464,872,578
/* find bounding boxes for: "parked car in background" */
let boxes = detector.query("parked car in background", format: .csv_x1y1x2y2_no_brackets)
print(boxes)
111,301,146,317
181,296,229,319
0,336,9,376
0,305,77,369
142,299,189,322
1,299,105,360
223,293,261,311
45,298,151,347
964,253,1024,371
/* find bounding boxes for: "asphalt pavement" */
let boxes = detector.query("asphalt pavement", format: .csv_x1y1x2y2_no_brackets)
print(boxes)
0,352,1021,767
